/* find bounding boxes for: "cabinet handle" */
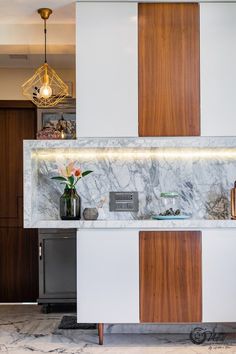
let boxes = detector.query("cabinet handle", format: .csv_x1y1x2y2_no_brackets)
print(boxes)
39,243,42,260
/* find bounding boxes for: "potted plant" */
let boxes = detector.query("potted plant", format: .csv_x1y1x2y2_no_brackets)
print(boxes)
51,162,93,220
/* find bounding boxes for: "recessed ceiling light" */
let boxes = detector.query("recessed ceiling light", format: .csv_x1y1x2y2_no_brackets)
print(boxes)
9,54,28,60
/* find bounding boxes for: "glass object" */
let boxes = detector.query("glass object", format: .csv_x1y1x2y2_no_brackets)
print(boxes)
40,83,52,99
159,192,181,216
60,187,81,220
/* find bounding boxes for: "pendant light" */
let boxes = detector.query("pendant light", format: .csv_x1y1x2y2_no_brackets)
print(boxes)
22,8,68,107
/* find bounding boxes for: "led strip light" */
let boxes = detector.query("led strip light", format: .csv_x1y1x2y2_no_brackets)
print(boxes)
31,148,236,160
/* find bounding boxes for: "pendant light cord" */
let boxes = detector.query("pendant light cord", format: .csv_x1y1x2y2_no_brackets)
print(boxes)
44,19,47,63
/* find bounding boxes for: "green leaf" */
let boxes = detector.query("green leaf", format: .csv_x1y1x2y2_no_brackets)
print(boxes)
51,176,67,181
68,175,74,186
82,170,93,177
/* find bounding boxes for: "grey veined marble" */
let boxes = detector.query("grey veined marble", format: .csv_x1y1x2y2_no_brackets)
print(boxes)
23,137,236,227
1,305,236,353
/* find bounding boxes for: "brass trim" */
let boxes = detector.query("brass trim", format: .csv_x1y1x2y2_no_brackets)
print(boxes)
37,8,52,20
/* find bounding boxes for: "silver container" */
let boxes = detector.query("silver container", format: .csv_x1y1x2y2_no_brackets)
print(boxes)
83,207,99,220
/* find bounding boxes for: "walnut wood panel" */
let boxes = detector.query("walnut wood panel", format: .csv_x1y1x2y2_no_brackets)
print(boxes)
138,4,200,136
140,231,202,322
0,102,38,302
0,228,38,302
0,106,36,227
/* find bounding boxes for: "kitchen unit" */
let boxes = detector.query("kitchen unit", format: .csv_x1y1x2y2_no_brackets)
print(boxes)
24,137,236,344
23,0,236,346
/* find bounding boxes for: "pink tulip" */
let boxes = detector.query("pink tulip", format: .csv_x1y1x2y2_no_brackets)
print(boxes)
66,161,75,176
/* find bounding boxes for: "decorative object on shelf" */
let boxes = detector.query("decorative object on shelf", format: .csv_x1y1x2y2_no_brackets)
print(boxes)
96,196,108,220
37,114,76,139
36,127,61,140
22,8,68,107
60,187,81,220
51,162,93,220
231,181,236,220
83,208,99,220
152,215,191,220
159,192,181,217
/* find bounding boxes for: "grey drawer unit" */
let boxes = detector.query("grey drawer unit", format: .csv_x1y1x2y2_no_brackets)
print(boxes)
38,229,76,308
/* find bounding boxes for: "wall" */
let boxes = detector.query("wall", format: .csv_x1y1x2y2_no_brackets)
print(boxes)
200,3,236,136
76,2,138,137
37,151,232,221
0,68,76,100
76,3,236,137
0,24,75,46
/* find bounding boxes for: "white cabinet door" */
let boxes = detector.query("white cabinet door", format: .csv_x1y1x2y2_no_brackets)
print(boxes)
200,4,236,136
76,3,138,137
202,230,236,322
77,229,139,323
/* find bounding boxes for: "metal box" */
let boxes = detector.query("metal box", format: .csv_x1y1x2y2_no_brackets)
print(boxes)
109,191,139,212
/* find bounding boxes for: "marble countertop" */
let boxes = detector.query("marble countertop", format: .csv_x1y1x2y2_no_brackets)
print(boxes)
30,219,236,230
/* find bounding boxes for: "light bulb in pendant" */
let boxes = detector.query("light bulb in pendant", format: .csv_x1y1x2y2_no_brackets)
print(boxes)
40,63,52,99
40,83,52,99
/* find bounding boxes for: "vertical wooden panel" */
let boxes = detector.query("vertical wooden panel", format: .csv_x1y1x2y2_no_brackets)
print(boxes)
138,4,200,136
0,228,38,302
140,231,202,322
0,106,36,226
0,102,38,302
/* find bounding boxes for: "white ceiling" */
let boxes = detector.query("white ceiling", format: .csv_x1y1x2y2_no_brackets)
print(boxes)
2,0,236,25
0,0,75,24
0,0,75,68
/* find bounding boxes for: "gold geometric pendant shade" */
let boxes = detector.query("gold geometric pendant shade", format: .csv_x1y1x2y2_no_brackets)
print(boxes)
22,63,68,108
22,8,68,107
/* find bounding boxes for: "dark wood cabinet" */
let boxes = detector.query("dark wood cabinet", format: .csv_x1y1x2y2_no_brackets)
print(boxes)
140,231,202,322
138,4,200,136
38,229,76,307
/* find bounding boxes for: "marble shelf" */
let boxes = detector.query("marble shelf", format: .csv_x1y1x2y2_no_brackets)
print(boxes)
24,137,236,228
31,219,236,230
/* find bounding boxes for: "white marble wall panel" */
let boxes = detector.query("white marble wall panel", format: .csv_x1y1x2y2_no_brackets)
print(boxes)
24,137,236,226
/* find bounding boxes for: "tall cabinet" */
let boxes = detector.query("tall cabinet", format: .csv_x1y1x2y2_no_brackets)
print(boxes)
76,1,236,334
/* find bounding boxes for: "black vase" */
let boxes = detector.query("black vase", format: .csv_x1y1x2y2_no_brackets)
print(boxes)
60,187,81,220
